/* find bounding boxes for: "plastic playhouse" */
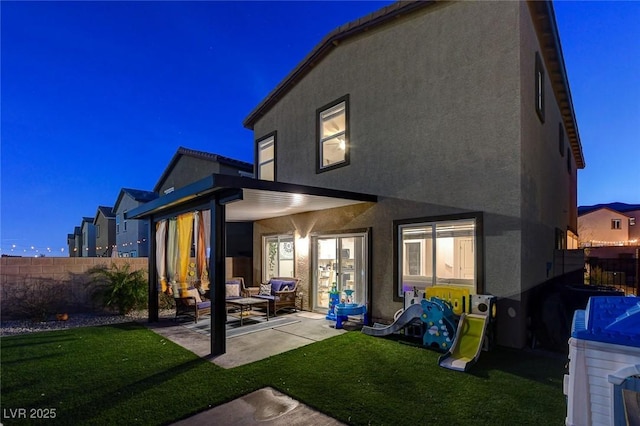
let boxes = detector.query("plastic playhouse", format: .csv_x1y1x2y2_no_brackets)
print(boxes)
362,285,496,372
564,296,640,426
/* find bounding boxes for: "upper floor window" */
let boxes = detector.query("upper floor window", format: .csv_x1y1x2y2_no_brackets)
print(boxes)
559,123,565,156
317,95,349,172
612,219,621,230
96,224,101,238
116,216,120,234
257,132,276,181
535,52,545,123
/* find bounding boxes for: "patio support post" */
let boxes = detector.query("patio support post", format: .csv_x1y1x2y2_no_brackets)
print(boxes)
147,218,159,322
210,198,226,356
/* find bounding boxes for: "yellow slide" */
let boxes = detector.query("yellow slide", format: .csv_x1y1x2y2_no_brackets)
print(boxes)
438,313,488,372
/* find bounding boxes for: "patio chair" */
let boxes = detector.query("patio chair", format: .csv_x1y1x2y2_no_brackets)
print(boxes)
225,277,260,298
174,286,211,323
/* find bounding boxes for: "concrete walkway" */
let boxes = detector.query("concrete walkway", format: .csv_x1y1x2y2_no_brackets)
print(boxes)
146,311,346,368
145,311,348,425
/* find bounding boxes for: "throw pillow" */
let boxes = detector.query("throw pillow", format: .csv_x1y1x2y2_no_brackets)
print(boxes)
281,285,290,292
225,283,240,298
187,288,202,303
259,283,272,296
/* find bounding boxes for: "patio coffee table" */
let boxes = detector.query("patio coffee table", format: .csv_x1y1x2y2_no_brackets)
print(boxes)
226,297,269,326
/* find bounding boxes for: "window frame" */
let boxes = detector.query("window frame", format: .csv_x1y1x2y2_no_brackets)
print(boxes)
393,212,484,302
612,219,622,230
262,234,295,282
316,95,350,173
535,52,545,123
256,131,277,181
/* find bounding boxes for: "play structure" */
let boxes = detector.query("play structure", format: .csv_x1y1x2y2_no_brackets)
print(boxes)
564,296,640,426
361,286,496,372
327,286,367,329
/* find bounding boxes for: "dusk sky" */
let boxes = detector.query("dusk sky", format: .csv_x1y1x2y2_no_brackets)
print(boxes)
1,1,639,257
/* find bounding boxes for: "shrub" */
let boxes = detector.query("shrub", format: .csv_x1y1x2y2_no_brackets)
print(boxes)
3,278,66,322
89,263,148,315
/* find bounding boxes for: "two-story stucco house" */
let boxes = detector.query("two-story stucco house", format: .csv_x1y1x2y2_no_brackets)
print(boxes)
130,0,584,352
80,217,96,257
578,203,640,247
93,206,116,257
154,147,254,196
113,188,159,257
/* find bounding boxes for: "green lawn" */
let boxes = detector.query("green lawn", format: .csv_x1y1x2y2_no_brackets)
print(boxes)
1,323,567,425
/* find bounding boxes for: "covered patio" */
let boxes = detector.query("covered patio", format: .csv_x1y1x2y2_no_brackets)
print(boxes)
127,173,376,356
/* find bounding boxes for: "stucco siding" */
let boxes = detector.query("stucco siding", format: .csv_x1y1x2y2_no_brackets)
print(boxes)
579,209,631,244
254,2,522,217
157,157,223,195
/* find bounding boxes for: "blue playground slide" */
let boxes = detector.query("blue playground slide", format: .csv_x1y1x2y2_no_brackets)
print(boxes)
361,304,423,337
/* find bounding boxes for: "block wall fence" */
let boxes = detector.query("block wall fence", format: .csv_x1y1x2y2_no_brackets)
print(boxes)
0,257,148,319
0,257,252,320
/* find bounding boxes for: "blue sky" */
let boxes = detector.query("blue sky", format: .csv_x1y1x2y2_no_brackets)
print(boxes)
1,1,638,257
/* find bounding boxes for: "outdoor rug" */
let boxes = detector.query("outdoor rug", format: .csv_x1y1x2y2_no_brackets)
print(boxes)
181,315,300,339
296,312,326,319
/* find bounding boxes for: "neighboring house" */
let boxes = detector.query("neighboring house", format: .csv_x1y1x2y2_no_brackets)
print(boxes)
153,146,255,258
154,146,253,195
113,189,158,258
130,0,585,351
578,203,640,247
67,233,77,257
93,206,116,257
80,217,96,257
73,226,82,257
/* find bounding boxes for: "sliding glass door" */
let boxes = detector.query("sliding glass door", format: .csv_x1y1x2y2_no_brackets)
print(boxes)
313,233,367,312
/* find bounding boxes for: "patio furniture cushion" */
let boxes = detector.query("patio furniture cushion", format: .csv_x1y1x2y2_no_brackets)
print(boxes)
259,283,272,295
269,280,296,294
226,282,241,298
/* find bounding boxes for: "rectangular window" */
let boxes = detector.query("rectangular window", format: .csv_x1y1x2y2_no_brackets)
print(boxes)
559,123,565,156
263,235,294,281
535,52,545,123
630,217,636,226
396,216,479,298
257,132,276,181
96,224,101,238
612,219,621,230
317,95,349,172
116,216,120,234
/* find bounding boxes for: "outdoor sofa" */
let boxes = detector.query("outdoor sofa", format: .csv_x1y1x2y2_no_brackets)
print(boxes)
254,277,300,316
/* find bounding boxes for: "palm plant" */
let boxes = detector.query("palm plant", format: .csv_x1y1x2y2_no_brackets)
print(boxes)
89,263,148,314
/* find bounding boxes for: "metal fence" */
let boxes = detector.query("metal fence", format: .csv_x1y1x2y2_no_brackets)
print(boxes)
584,257,639,296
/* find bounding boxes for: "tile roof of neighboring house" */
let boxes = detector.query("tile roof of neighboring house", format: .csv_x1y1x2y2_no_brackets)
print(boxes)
578,202,640,216
74,226,82,235
242,0,584,169
153,146,254,193
67,233,75,240
113,188,159,213
122,188,158,202
96,206,115,218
